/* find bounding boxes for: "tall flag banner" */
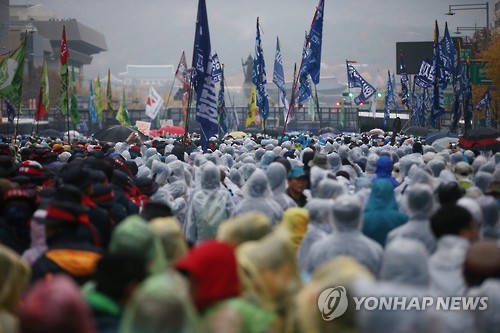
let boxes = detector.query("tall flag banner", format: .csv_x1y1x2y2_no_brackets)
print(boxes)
245,84,257,128
218,66,228,137
339,97,345,128
145,85,164,120
176,50,190,91
69,64,80,125
252,17,269,120
298,32,312,105
302,0,324,85
431,20,445,127
383,71,392,129
346,60,375,105
463,60,473,132
440,22,456,88
391,72,398,109
116,88,130,126
450,40,463,133
192,0,218,151
35,60,49,121
211,53,222,83
0,35,26,123
415,60,434,88
475,89,491,127
415,86,430,127
88,81,97,125
399,52,409,109
272,37,288,109
106,68,113,117
60,25,70,116
94,76,102,126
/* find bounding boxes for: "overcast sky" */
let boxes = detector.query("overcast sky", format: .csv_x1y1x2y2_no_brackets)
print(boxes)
13,0,494,87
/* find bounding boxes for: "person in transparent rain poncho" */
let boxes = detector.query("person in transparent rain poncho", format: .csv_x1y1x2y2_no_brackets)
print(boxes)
265,162,297,211
184,162,234,245
232,169,283,226
386,183,437,254
306,193,383,276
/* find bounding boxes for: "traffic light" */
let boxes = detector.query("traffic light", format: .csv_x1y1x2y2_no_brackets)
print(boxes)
348,92,353,98
377,92,382,98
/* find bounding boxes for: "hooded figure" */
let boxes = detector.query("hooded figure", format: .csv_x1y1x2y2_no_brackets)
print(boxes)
175,240,275,333
362,179,408,246
184,162,234,244
478,195,500,241
233,169,283,225
386,183,437,253
372,156,399,188
266,162,297,211
306,194,383,275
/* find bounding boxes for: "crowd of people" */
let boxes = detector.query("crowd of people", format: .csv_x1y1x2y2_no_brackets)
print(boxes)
0,128,499,333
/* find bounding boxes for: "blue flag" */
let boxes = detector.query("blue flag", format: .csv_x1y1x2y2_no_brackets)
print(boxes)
4,99,16,124
431,20,444,128
218,66,228,137
383,71,392,129
272,36,287,108
302,0,324,85
89,81,98,125
252,18,269,120
212,53,222,83
441,22,456,88
346,61,376,105
399,52,409,109
193,0,218,151
475,89,491,127
391,72,398,109
298,32,312,104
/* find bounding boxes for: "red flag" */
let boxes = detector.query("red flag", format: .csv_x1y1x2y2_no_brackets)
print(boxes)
60,25,69,65
176,50,190,91
35,86,47,121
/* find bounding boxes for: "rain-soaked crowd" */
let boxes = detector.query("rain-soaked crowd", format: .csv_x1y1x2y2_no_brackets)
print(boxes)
0,129,499,333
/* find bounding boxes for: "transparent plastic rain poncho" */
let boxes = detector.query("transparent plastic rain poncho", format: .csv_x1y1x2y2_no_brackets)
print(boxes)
364,154,380,180
427,159,446,177
184,162,234,244
239,163,257,181
306,194,383,275
315,178,347,200
232,169,283,225
478,195,500,240
467,279,500,333
265,162,297,211
386,183,437,254
150,159,170,186
297,198,334,271
379,238,430,287
259,151,276,170
457,197,484,225
229,168,245,188
119,271,202,333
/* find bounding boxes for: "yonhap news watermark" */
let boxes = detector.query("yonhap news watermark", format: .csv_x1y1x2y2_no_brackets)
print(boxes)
317,286,488,321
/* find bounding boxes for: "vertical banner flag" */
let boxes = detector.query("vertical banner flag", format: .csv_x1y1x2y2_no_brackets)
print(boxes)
211,53,222,83
218,65,228,137
176,50,190,91
246,84,257,128
441,22,456,88
339,97,345,128
70,64,80,125
431,20,445,127
475,89,491,127
192,0,218,151
399,52,409,109
346,60,376,105
302,0,324,85
384,70,392,129
35,60,49,121
94,76,102,126
252,17,269,120
88,81,97,125
106,68,113,116
298,32,312,106
145,85,164,120
116,88,130,126
60,25,70,116
272,37,288,109
0,35,27,123
391,72,398,109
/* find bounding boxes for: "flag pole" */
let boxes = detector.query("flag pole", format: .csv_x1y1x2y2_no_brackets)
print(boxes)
282,63,298,137
161,60,182,127
314,84,321,129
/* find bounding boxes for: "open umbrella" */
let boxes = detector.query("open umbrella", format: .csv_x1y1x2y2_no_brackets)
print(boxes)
94,125,149,143
318,127,341,135
432,137,459,152
39,129,61,138
425,130,458,145
404,126,428,137
459,127,500,151
149,126,185,137
368,128,385,136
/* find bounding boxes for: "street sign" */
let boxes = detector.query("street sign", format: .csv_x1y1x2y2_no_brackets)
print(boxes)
470,63,492,85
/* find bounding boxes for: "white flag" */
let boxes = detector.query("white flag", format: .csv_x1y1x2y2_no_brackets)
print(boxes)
145,86,164,120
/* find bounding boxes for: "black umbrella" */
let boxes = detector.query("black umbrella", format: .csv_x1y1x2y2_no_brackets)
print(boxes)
318,127,341,135
459,127,500,151
39,129,62,138
404,126,428,137
94,125,149,143
425,130,458,145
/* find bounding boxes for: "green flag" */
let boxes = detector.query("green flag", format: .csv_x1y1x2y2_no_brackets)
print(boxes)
106,68,113,116
94,76,102,126
116,88,130,125
59,25,70,115
339,98,345,128
69,64,80,125
0,36,26,113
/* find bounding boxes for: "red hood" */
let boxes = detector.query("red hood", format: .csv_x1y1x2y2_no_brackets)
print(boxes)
175,240,241,313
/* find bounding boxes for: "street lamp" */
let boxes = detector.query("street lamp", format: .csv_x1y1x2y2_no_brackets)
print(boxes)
445,3,489,30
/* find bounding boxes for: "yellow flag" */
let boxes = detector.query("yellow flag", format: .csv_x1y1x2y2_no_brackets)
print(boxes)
245,84,257,128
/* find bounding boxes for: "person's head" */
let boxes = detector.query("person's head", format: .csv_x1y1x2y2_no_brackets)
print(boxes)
149,217,189,264
405,183,434,219
287,163,308,196
216,211,272,247
431,204,478,241
463,241,500,287
332,194,363,232
140,201,172,221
